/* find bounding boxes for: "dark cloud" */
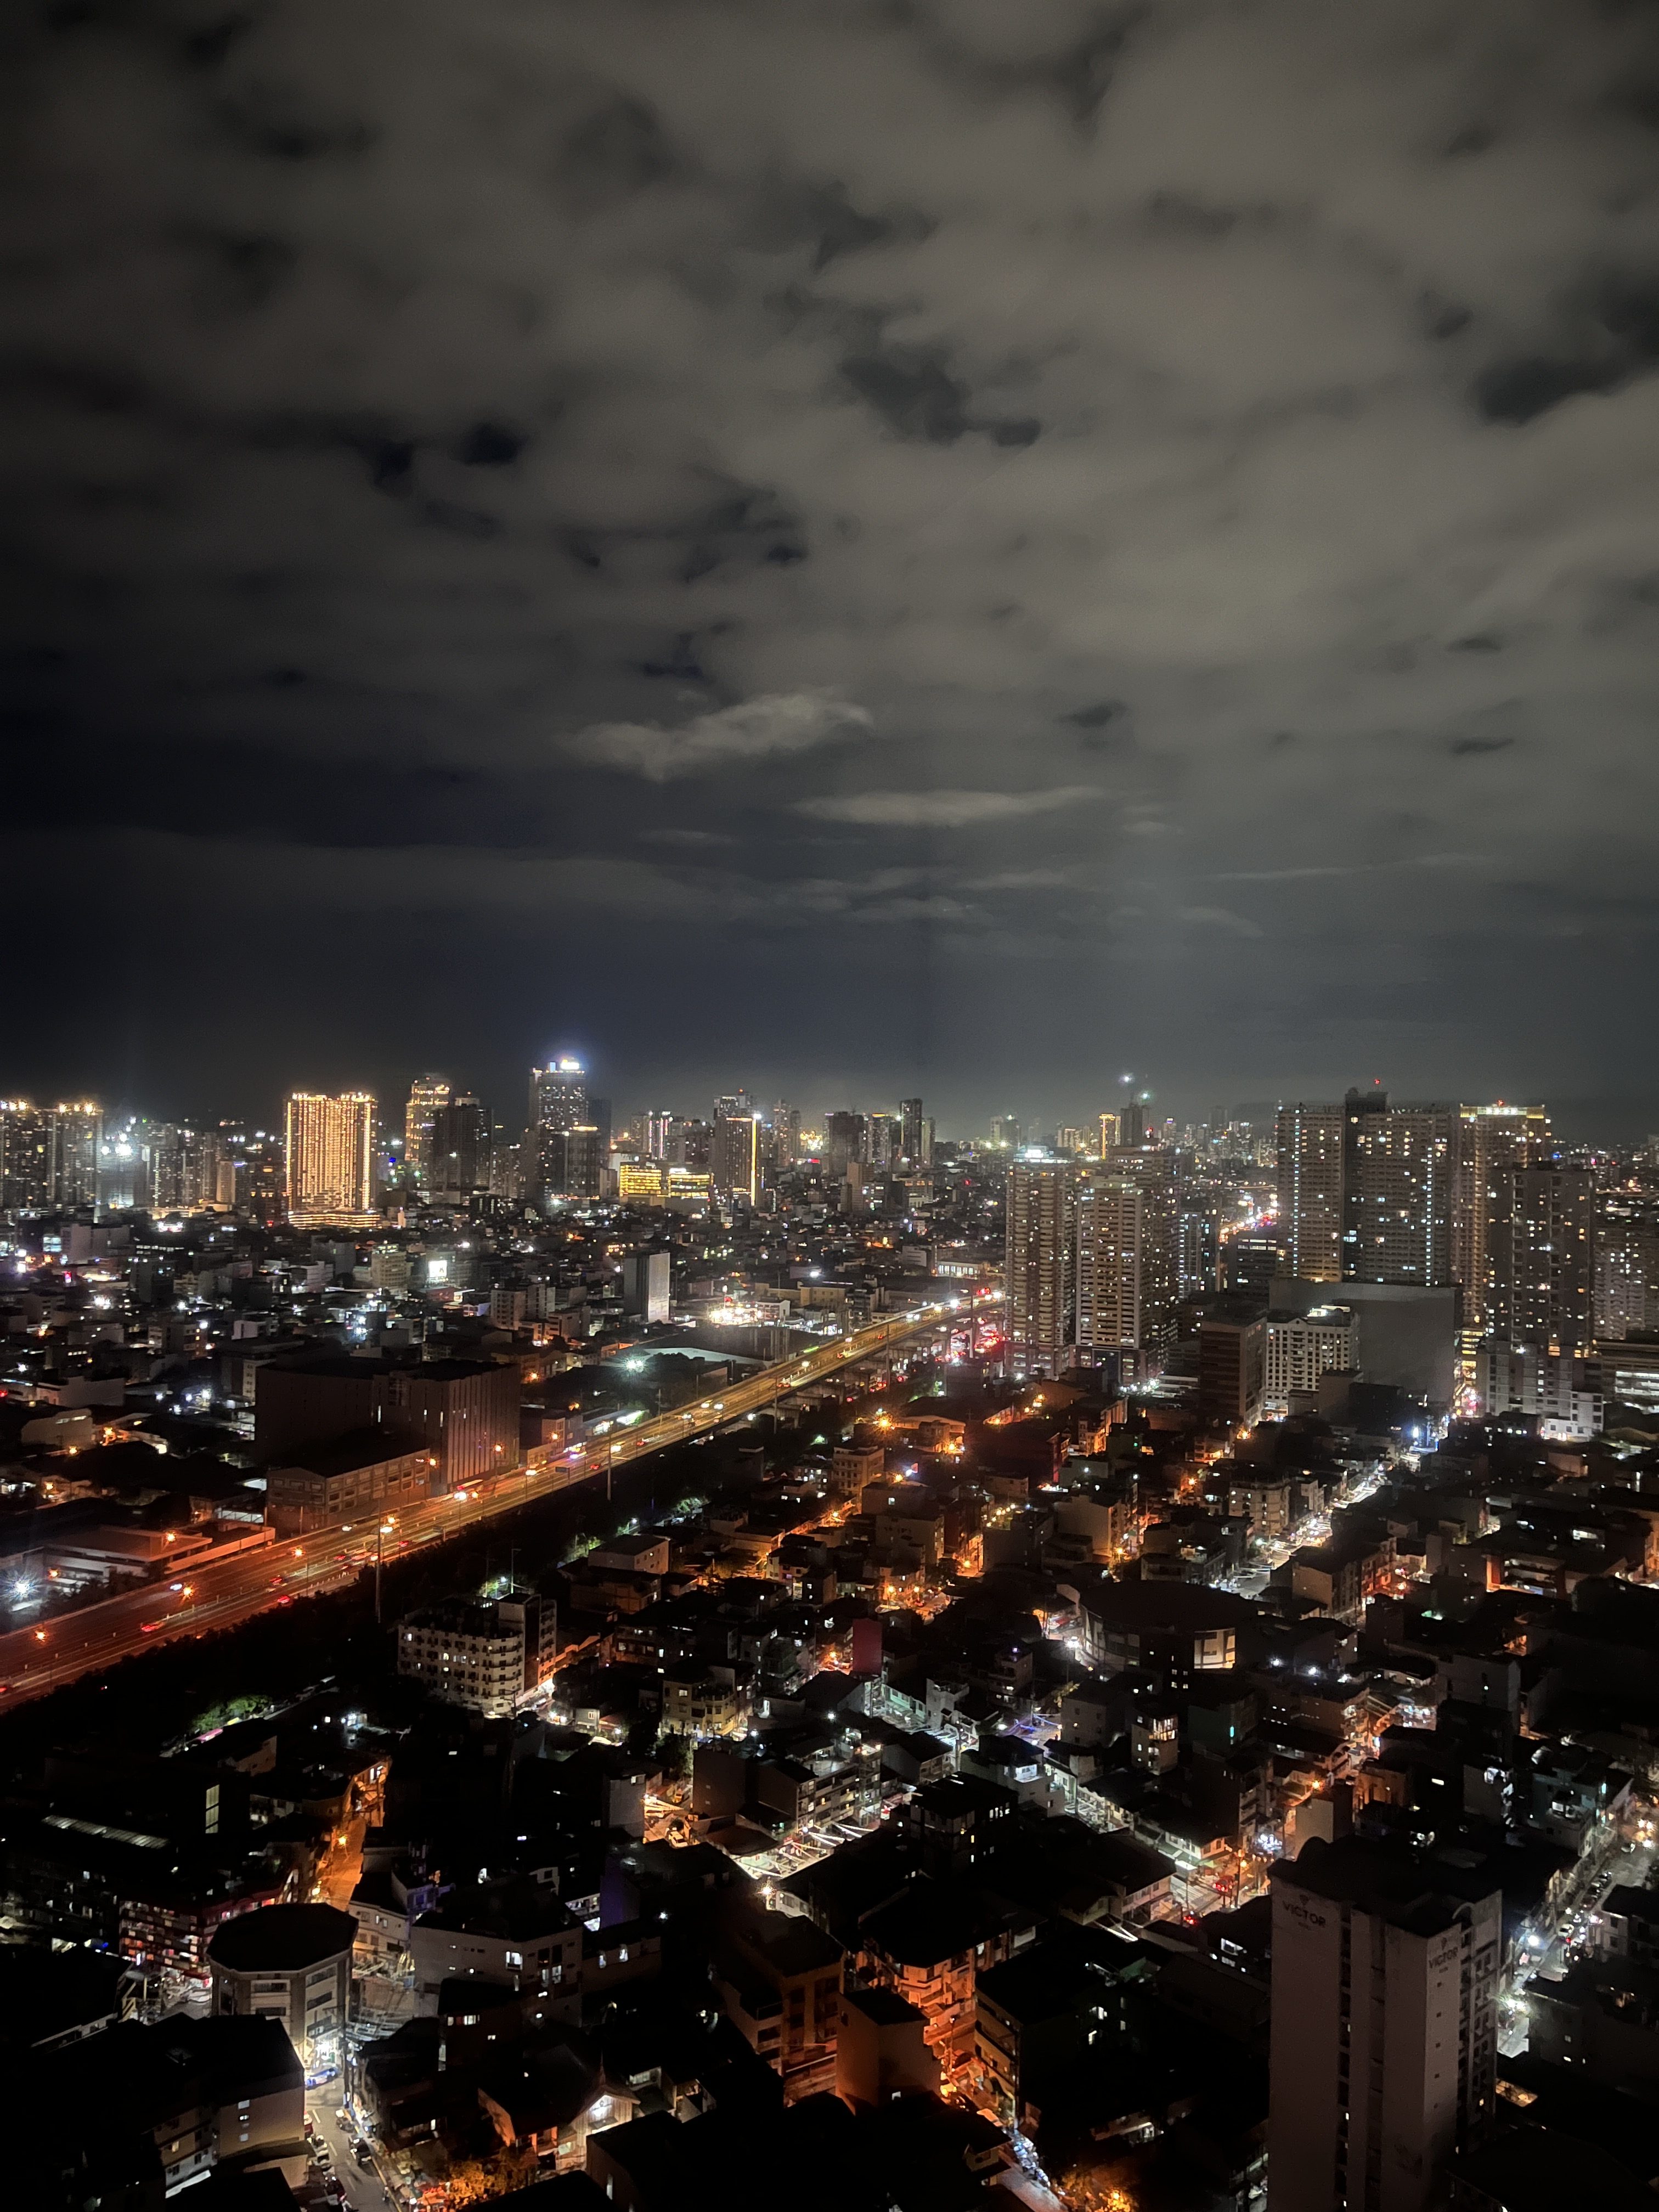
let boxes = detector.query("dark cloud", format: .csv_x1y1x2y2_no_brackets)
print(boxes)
6,0,1659,1121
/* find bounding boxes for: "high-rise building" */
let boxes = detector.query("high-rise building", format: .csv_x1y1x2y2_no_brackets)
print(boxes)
1119,1095,1148,1149
1268,1837,1499,2212
1341,1090,1459,1287
712,1111,762,1204
770,1102,802,1169
1103,1147,1182,1361
541,1125,605,1201
283,1092,375,1223
1074,1173,1142,1357
1595,1197,1659,1340
0,1100,50,1215
1455,1103,1549,1329
621,1250,670,1324
1178,1206,1222,1295
1096,1111,1121,1158
428,1094,489,1206
1006,1162,1078,1377
644,1109,675,1162
824,1113,867,1178
44,1101,101,1211
95,1119,149,1214
1264,1305,1356,1412
665,1116,713,1170
1276,1102,1345,1283
989,1115,1023,1150
150,1123,223,1214
531,1058,589,1204
1489,1162,1596,1352
899,1098,928,1167
867,1113,901,1169
403,1076,450,1183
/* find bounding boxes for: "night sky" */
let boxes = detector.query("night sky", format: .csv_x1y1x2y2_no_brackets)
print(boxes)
7,1,1659,1133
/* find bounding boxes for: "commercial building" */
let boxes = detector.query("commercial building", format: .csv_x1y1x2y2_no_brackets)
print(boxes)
207,1903,358,2069
899,1098,930,1167
621,1250,670,1323
403,1074,451,1182
541,1124,605,1201
712,1110,762,1204
254,1353,521,1492
1268,1837,1499,2212
396,1592,557,1717
264,1434,436,1536
428,1093,489,1205
1475,1345,1602,1438
1006,1161,1077,1378
282,1091,374,1223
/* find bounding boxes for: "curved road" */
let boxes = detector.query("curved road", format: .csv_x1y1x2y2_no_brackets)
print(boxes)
0,1297,995,1705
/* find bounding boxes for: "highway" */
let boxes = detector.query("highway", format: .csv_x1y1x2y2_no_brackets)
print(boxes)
0,1296,994,1706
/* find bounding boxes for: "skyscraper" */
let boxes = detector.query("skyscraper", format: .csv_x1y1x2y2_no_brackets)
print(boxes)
1275,1102,1345,1283
824,1112,867,1177
644,1109,675,1162
428,1094,489,1206
403,1075,451,1183
1096,1110,1121,1158
1489,1161,1596,1352
0,1101,50,1215
284,1092,375,1222
1341,1090,1459,1286
712,1110,761,1204
770,1102,802,1168
867,1112,900,1169
899,1097,928,1166
1268,1837,1498,2212
1006,1161,1078,1378
531,1057,588,1203
1074,1173,1142,1358
44,1101,101,1211
1455,1103,1549,1329
541,1124,605,1200
989,1115,1023,1150
1102,1146,1182,1361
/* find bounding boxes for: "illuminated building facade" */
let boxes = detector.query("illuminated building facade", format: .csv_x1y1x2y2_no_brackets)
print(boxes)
1341,1090,1459,1287
403,1074,451,1182
1074,1172,1141,1357
1455,1102,1549,1329
1275,1102,1345,1283
283,1091,375,1222
428,1093,489,1205
1489,1163,1596,1352
1006,1161,1077,1378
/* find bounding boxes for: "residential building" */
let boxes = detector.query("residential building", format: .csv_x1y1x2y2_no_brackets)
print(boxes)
397,1592,556,1717
207,1903,357,2069
1277,1102,1345,1283
283,1091,375,1223
1265,1304,1357,1412
1006,1161,1078,1378
1269,1838,1499,2212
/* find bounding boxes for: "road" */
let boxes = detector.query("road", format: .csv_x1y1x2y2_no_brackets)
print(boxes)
308,2080,398,2212
0,1297,992,1705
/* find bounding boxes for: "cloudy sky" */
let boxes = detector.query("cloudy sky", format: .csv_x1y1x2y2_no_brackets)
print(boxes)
7,0,1659,1133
